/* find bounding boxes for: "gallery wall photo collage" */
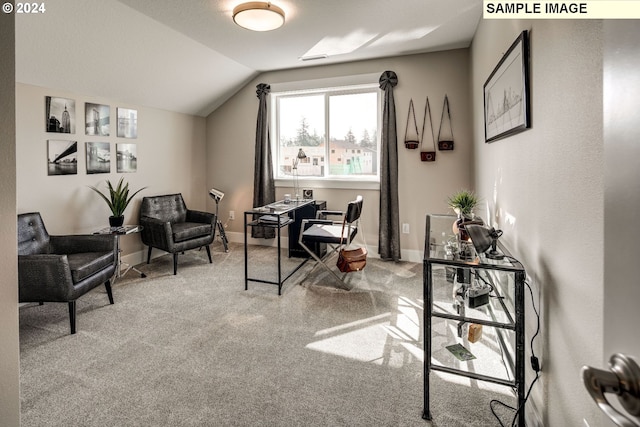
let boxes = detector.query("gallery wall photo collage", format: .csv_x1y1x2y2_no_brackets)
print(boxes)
45,96,139,176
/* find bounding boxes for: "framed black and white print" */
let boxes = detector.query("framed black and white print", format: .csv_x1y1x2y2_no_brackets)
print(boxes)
117,108,137,138
116,143,137,173
85,103,110,136
86,142,111,174
483,30,530,143
46,96,76,134
47,140,78,175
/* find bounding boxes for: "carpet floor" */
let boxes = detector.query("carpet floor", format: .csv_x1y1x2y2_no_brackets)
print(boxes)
19,242,516,426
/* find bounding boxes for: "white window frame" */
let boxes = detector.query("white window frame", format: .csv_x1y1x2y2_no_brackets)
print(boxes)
270,74,382,190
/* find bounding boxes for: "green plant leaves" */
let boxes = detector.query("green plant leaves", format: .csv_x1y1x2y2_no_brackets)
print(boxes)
447,190,479,216
88,177,147,217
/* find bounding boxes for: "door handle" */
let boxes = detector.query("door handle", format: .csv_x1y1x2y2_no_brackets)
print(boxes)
582,353,640,427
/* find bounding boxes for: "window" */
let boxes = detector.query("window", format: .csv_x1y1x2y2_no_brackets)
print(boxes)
272,83,380,183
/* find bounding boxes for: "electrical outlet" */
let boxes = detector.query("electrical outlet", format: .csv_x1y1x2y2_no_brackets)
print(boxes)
402,223,410,234
229,210,235,220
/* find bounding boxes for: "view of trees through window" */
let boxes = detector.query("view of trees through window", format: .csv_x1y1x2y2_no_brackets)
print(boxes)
274,87,379,179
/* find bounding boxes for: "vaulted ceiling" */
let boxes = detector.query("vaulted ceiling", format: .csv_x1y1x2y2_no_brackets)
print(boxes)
15,0,481,117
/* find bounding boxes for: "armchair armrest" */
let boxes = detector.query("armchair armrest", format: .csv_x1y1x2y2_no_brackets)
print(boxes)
18,254,74,301
50,234,116,254
139,215,174,250
186,209,215,225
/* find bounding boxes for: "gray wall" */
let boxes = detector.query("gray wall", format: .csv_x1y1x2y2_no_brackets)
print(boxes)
206,50,474,261
471,20,604,426
16,83,208,265
0,11,20,427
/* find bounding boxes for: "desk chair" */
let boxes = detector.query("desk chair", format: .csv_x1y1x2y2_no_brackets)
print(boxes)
298,196,364,289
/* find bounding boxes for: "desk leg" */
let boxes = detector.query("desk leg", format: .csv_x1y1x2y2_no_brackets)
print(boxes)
423,261,433,420
277,223,282,295
244,213,248,290
115,235,122,278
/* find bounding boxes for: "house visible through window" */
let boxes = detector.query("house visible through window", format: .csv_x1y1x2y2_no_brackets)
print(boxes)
272,84,380,182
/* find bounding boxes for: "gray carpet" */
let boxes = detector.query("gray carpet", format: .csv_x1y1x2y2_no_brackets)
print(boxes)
19,242,516,426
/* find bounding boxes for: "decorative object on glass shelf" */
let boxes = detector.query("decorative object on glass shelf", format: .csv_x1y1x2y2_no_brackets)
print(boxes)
303,189,313,200
233,2,285,32
466,224,505,260
447,189,480,241
447,189,482,260
292,148,307,201
88,177,147,227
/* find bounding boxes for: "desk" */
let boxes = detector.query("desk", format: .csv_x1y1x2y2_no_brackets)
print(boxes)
244,200,314,295
423,214,526,425
94,225,147,283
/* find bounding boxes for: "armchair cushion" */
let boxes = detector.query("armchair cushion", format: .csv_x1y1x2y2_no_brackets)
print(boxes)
172,222,213,243
68,251,115,283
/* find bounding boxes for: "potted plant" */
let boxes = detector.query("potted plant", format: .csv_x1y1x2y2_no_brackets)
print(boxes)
447,189,479,220
447,189,480,242
89,177,147,227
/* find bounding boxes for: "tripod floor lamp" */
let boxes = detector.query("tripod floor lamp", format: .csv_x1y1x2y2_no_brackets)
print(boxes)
209,188,229,252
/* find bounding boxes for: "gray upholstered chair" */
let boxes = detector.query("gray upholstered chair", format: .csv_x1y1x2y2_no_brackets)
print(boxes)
17,212,117,334
139,193,216,275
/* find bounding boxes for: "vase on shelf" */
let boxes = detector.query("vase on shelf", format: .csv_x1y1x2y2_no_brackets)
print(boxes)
453,214,474,242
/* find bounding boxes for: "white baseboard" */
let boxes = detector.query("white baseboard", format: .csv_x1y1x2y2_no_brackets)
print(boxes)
121,232,424,266
222,231,424,264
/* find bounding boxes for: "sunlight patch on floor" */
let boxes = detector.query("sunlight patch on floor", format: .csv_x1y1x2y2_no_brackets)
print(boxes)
306,295,423,367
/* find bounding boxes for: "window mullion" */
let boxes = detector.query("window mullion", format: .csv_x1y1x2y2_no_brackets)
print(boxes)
324,92,330,179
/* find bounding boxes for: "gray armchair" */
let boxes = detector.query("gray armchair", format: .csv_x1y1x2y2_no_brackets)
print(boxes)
17,212,117,334
139,193,216,275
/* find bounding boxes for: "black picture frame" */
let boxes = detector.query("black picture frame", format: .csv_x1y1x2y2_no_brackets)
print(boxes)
483,30,530,143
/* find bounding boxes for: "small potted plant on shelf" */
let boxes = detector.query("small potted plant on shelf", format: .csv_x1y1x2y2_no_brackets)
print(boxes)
447,189,480,242
89,177,147,227
447,189,479,219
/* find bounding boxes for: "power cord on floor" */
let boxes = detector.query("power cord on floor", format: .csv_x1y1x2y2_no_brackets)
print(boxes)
490,280,541,427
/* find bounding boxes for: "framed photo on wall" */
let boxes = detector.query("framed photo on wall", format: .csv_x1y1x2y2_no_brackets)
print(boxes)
116,143,137,173
86,142,111,174
85,103,110,136
483,30,530,143
45,96,76,134
47,140,77,175
117,107,137,138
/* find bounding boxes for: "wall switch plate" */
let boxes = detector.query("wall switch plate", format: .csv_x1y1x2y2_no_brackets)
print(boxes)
229,210,235,220
402,223,410,234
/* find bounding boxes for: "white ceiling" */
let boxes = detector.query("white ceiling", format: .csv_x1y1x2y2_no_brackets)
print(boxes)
15,0,481,117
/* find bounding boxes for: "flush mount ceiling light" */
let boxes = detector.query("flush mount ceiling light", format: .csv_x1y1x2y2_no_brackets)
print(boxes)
233,2,285,32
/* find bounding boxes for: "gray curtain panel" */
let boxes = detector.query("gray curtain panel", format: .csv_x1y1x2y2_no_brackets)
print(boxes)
252,83,276,239
378,71,401,261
